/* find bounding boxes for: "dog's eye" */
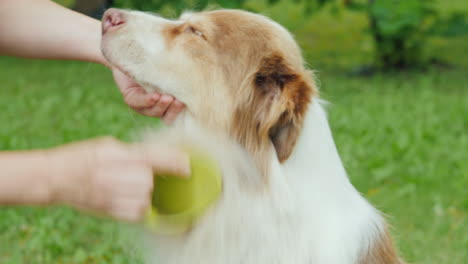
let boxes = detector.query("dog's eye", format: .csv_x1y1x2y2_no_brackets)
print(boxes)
186,26,205,38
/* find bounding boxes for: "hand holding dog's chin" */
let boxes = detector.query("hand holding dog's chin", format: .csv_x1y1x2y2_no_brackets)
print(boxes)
111,68,185,124
46,137,190,222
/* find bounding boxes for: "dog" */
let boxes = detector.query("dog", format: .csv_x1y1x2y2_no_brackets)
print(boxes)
101,8,404,264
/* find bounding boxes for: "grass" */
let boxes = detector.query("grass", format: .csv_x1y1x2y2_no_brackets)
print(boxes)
1,1,467,263
0,60,151,264
325,70,468,263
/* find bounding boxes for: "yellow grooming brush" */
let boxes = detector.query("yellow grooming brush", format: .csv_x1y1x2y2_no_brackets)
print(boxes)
144,147,222,235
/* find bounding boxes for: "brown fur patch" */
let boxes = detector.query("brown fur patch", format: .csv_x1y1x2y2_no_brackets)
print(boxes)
359,227,404,264
232,54,315,177
206,11,280,89
162,24,183,47
270,77,313,162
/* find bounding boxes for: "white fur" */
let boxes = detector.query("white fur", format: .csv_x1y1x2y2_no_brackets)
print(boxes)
139,101,384,264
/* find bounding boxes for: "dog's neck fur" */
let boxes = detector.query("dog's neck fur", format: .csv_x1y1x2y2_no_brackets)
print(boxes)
283,99,353,192
166,99,394,264
273,100,387,263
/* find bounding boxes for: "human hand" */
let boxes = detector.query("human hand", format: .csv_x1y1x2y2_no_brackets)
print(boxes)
49,137,190,222
112,68,185,124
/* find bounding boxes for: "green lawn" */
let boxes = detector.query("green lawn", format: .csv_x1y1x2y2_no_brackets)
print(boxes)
1,2,467,264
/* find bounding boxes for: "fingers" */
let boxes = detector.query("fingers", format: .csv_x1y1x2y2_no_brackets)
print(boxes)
162,100,185,125
105,165,154,193
112,67,139,91
122,86,160,109
95,165,153,223
136,95,185,121
137,94,173,117
109,197,151,223
101,147,191,222
112,67,185,120
113,68,169,115
134,144,191,178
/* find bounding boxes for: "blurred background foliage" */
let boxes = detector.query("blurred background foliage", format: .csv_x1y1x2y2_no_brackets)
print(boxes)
59,0,468,71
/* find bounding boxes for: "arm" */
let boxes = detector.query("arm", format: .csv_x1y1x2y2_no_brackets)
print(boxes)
0,0,106,65
0,0,184,123
0,150,54,205
0,137,190,222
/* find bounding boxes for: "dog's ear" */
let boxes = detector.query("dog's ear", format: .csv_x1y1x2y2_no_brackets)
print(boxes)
232,54,315,172
254,55,315,162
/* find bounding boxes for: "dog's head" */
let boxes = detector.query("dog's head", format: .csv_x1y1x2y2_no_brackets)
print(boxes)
102,9,316,175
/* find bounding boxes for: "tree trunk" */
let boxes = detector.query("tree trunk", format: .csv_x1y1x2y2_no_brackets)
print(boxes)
73,0,113,18
368,0,408,70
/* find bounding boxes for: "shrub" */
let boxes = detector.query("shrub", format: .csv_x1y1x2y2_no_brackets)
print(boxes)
367,0,437,69
347,0,468,70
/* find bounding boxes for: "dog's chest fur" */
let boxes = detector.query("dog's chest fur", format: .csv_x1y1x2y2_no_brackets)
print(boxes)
143,101,386,264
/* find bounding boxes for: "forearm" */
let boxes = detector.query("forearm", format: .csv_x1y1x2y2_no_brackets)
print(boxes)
0,150,55,205
0,0,108,66
0,145,92,207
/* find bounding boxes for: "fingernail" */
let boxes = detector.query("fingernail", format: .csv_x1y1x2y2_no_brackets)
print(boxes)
175,101,185,110
161,95,172,104
152,94,160,102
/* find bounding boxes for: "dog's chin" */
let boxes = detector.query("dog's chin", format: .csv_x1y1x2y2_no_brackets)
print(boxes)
102,47,183,104
139,80,165,95
113,64,134,80
116,65,182,103
104,58,162,93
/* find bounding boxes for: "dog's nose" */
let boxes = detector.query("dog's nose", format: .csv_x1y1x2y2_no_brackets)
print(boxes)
102,8,125,34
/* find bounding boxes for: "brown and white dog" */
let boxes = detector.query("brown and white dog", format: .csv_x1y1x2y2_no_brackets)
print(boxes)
101,8,403,264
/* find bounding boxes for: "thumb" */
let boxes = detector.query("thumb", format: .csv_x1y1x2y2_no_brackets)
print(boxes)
133,144,191,178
